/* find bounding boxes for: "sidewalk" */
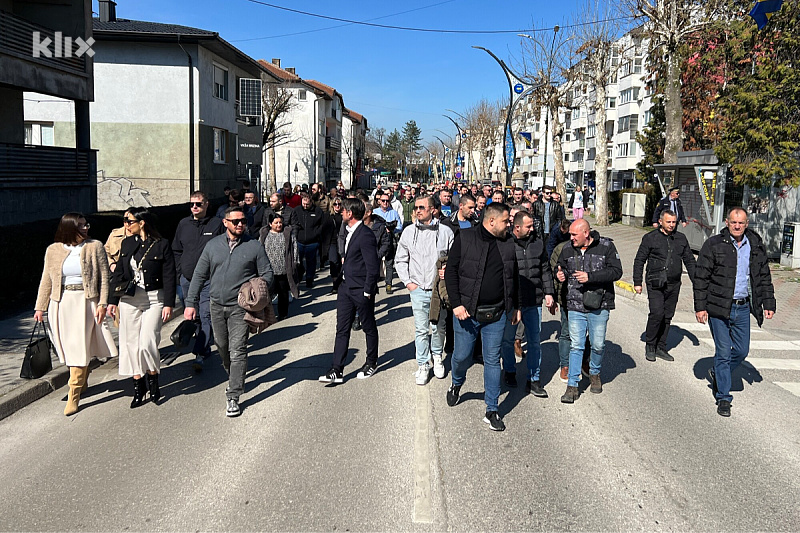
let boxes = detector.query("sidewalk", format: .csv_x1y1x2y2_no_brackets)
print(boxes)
593,217,800,335
0,304,183,421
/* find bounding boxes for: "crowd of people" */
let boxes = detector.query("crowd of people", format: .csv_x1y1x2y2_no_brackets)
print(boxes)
34,180,775,426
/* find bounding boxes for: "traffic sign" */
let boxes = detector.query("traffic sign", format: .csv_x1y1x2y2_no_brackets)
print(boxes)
514,83,524,94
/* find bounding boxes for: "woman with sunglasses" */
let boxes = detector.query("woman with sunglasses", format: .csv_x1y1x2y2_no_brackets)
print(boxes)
328,199,344,293
34,213,117,416
259,213,299,320
107,207,176,408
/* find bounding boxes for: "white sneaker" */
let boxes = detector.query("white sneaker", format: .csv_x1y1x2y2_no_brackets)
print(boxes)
432,355,446,379
415,363,431,386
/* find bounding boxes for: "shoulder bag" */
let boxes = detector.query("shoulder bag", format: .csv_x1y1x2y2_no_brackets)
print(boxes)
20,320,53,379
648,236,673,290
112,239,158,297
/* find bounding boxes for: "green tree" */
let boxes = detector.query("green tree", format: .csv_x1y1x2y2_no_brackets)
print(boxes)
402,120,422,160
385,128,403,168
714,0,800,187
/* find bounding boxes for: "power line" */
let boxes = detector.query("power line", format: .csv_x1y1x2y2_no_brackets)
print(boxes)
242,0,625,35
232,0,459,42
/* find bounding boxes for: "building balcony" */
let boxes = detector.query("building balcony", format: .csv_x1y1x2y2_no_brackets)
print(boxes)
325,136,341,150
0,143,96,187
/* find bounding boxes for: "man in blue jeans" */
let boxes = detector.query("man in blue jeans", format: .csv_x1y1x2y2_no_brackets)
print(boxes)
556,219,623,403
444,202,520,432
293,192,324,289
394,194,454,385
694,207,775,417
500,210,556,396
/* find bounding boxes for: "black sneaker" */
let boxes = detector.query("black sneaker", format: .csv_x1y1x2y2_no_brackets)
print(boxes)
319,368,343,384
503,371,517,388
483,411,506,431
645,346,656,362
526,380,548,398
655,347,674,362
717,399,731,417
226,398,241,417
446,384,461,407
356,363,377,379
708,368,718,396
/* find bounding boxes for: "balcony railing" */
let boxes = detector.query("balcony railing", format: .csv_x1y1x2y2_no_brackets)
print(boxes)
0,143,95,184
325,136,341,150
0,10,88,77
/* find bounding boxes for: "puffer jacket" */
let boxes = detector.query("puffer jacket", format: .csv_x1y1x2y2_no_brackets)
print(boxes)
556,230,623,312
693,227,775,326
512,232,555,307
633,228,696,287
429,256,450,323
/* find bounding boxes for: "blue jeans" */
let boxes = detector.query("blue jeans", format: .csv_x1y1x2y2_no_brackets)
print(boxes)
708,302,751,403
179,275,213,357
559,307,571,368
297,242,319,282
567,309,609,387
409,288,445,366
501,306,543,381
451,312,506,412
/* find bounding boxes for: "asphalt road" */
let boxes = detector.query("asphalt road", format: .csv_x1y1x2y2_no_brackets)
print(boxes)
1,281,799,532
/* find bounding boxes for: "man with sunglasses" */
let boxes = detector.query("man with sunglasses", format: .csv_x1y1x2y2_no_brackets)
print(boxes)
173,191,223,370
185,206,274,417
373,192,402,294
532,185,565,244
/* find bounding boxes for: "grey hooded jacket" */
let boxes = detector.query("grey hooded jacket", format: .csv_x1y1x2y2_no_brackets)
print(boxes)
395,219,454,291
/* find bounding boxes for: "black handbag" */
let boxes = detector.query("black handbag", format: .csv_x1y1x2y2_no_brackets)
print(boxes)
20,321,53,379
647,237,673,290
475,301,505,323
111,240,158,298
582,289,604,311
170,319,199,349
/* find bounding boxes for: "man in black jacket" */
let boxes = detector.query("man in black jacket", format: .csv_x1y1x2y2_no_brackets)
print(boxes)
243,191,266,238
652,188,687,227
633,210,696,362
293,192,324,288
173,191,224,370
444,202,520,432
556,219,623,402
694,207,775,417
501,210,556,397
531,186,565,242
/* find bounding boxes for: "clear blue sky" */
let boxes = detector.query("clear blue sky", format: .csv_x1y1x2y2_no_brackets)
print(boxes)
96,0,582,144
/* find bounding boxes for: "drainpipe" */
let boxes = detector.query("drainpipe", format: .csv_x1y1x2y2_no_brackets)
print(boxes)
178,36,195,193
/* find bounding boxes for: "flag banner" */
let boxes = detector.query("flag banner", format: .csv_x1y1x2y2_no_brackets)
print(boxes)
518,131,532,148
749,0,784,29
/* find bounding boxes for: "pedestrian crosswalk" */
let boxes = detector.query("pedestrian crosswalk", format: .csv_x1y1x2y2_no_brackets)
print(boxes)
673,322,800,398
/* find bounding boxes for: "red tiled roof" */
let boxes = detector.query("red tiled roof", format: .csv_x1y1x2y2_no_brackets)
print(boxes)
257,59,300,81
344,109,363,123
305,79,335,99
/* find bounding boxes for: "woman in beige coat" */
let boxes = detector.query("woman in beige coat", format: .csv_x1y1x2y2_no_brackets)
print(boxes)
34,213,118,416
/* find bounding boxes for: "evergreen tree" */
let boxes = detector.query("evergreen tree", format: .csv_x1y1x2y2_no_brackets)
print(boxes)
402,120,423,160
385,129,403,168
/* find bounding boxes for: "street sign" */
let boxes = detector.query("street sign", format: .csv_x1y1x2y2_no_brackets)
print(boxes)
456,172,462,179
513,83,524,94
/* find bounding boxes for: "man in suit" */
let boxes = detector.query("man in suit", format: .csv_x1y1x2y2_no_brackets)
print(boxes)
319,197,381,384
653,187,687,228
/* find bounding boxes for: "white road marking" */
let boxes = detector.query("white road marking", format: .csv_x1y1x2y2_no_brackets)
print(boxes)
700,339,800,351
746,358,800,371
413,385,433,523
775,382,800,397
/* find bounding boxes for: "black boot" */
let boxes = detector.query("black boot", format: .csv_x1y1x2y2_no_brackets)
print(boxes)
130,377,147,408
146,373,161,405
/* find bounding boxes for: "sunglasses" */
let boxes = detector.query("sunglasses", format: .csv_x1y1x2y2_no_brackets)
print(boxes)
226,219,247,226
80,223,91,230
190,201,205,207
333,202,342,206
123,218,138,225
414,205,428,210
379,199,389,202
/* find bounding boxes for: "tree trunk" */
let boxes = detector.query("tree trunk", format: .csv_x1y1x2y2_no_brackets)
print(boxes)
663,50,682,164
268,145,277,193
550,101,567,200
594,76,609,226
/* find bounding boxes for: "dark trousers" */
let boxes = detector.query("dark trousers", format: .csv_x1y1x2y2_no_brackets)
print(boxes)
329,244,342,287
179,275,213,356
332,287,378,372
297,242,319,282
645,281,681,350
274,274,290,318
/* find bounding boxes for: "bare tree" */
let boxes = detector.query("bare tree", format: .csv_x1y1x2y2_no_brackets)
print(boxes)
515,24,576,199
574,0,624,226
464,99,504,183
621,0,727,163
262,83,298,194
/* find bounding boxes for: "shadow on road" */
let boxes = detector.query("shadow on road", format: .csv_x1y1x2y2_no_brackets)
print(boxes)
692,356,763,397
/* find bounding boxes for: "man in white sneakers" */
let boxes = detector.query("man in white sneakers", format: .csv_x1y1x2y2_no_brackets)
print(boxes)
395,194,454,385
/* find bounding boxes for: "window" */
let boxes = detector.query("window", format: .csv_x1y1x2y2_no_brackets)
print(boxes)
299,89,307,101
629,142,637,156
587,124,596,138
644,110,652,126
610,45,620,67
618,115,631,132
24,124,33,145
620,88,633,104
564,153,570,162
24,122,54,146
213,65,228,101
534,122,540,132
621,61,632,77
607,97,616,109
634,57,643,74
607,148,613,159
564,132,571,142
571,108,580,120
616,143,629,157
213,128,227,163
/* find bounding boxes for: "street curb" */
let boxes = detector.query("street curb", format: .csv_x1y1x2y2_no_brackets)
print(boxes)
0,305,183,422
614,280,648,306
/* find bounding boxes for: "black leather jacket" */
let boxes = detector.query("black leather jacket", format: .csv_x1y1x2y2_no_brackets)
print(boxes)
110,235,176,306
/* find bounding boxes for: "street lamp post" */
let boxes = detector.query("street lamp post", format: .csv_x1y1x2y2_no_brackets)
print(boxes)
473,46,546,187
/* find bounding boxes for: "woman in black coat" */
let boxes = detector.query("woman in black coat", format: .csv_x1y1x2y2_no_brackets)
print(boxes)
328,198,344,293
107,207,176,408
